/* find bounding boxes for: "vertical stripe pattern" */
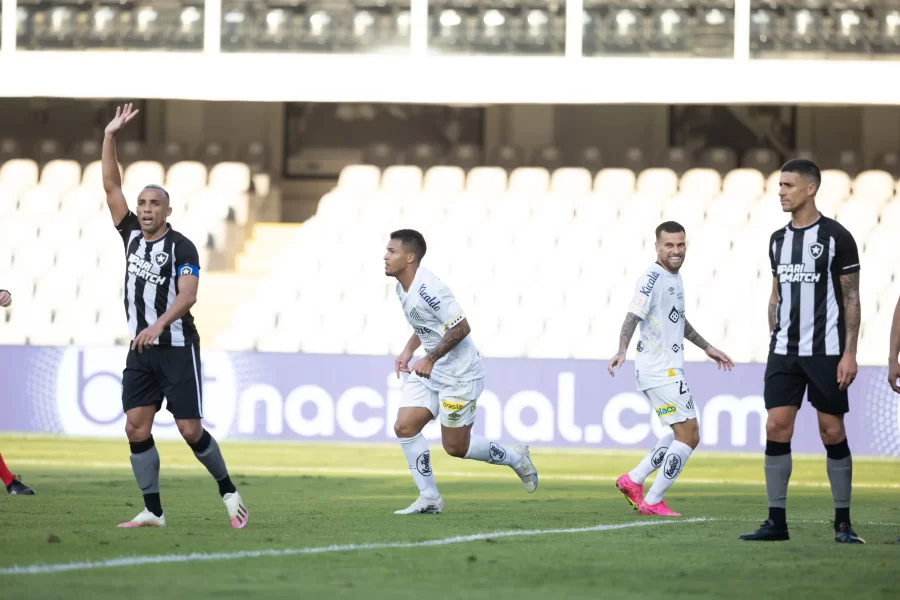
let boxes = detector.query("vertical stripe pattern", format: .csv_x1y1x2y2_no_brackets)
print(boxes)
768,217,856,357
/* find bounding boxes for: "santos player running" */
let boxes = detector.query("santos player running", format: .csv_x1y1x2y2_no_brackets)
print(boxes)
386,229,538,514
608,221,733,516
102,104,248,529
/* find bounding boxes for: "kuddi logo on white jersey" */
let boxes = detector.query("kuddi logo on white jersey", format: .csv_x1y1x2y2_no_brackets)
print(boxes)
777,263,821,283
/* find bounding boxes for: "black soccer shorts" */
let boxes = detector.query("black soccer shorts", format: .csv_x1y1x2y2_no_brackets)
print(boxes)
121,342,203,420
763,353,849,415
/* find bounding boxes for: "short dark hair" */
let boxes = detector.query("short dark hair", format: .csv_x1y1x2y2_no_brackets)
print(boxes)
781,159,821,192
655,221,685,240
142,184,170,206
390,229,427,261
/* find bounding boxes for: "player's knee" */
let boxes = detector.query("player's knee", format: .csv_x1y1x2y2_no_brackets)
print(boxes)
442,440,467,458
819,423,845,445
124,417,151,441
673,419,700,449
394,420,418,440
766,417,793,441
177,420,204,444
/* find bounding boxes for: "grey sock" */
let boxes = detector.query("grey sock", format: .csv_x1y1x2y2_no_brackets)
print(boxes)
193,434,229,482
130,444,160,495
826,455,852,508
764,453,792,509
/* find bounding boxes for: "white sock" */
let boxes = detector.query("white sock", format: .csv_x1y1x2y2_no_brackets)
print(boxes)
463,435,522,467
629,432,675,484
399,434,440,500
644,440,693,505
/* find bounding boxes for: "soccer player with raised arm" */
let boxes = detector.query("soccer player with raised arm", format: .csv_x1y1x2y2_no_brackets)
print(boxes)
608,221,734,517
740,159,864,544
386,229,538,514
0,288,35,495
102,104,248,529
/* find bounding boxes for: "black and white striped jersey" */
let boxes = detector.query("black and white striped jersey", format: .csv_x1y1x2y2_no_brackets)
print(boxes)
116,211,200,346
768,215,860,357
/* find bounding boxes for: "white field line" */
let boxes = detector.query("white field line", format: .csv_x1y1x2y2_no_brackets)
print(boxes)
0,518,706,576
14,459,900,489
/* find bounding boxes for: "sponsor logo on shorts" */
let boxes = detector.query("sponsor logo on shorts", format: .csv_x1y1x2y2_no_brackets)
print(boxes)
442,399,466,412
685,398,694,411
651,446,668,468
667,369,676,377
489,442,507,463
637,341,644,353
656,403,677,417
416,450,432,476
663,454,682,479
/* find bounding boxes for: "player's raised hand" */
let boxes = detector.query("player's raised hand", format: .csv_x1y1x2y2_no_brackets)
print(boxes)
888,359,900,394
837,352,858,391
706,346,734,371
0,290,11,307
607,353,625,377
395,348,414,379
105,103,140,137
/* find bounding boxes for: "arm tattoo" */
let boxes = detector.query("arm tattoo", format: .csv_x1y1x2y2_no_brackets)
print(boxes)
427,320,470,362
768,302,777,333
840,272,861,354
684,319,710,351
617,313,641,356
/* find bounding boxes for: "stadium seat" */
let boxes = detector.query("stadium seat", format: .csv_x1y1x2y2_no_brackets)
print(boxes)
508,167,550,197
679,168,722,200
594,168,635,196
0,185,18,219
852,170,895,206
0,214,39,250
81,161,105,189
722,168,766,199
466,167,508,194
40,160,82,192
123,160,166,189
549,167,593,196
166,161,208,194
423,166,466,197
381,165,423,194
636,168,679,197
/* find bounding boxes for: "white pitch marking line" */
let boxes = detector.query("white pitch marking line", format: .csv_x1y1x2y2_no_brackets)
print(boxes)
13,460,900,489
0,518,706,576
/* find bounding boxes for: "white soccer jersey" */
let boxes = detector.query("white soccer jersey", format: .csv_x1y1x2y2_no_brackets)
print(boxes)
396,267,484,385
627,263,687,391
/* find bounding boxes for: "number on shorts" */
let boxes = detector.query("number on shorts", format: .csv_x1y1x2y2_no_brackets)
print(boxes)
678,381,689,395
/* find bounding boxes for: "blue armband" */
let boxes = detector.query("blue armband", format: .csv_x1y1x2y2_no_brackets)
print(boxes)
177,264,200,277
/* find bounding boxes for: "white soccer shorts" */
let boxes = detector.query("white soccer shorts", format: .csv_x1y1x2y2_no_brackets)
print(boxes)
643,379,696,426
401,373,484,428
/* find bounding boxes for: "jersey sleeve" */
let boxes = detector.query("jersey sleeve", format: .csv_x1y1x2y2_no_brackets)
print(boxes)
115,211,141,248
628,269,660,320
769,232,778,276
832,230,860,276
430,282,466,330
174,237,201,278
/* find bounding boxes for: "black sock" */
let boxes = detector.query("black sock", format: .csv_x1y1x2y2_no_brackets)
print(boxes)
768,507,787,528
835,507,850,530
144,493,163,517
188,429,212,453
217,475,237,497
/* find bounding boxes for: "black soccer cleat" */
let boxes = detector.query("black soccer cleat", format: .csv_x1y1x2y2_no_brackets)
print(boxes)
834,523,864,544
7,476,35,495
739,519,790,541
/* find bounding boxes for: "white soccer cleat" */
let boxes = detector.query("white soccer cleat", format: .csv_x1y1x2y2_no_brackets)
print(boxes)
223,491,249,529
512,444,539,493
394,495,444,515
118,508,166,528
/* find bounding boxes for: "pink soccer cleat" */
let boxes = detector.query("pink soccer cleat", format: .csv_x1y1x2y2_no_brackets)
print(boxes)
118,508,166,528
615,473,645,510
638,499,682,517
224,491,249,529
